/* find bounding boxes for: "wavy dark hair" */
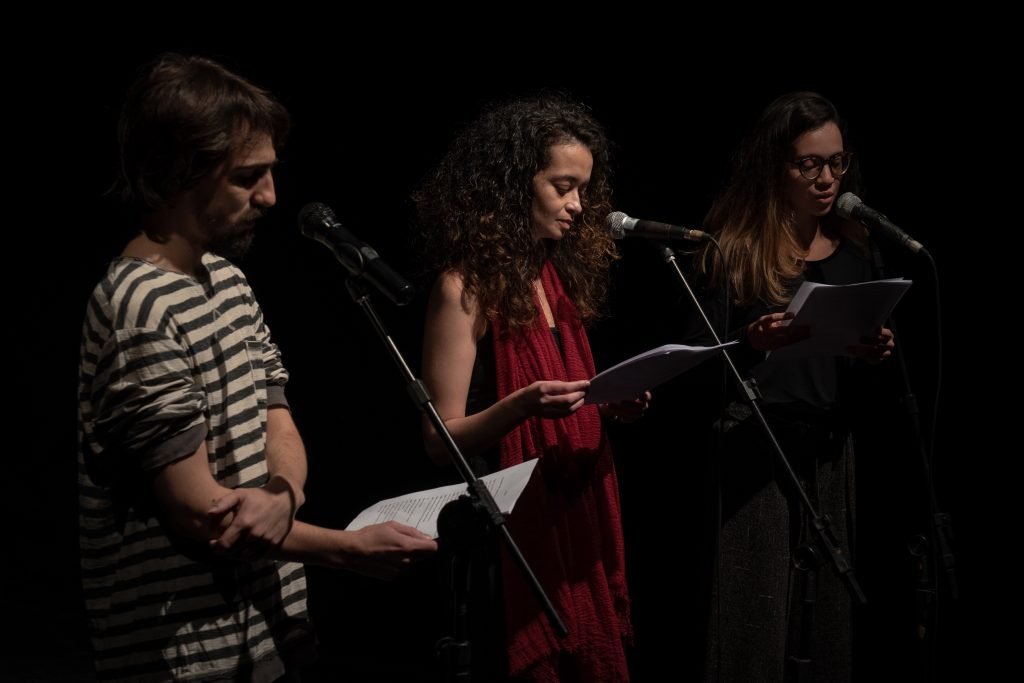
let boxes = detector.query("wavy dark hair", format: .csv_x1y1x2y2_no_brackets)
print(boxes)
699,91,865,306
413,94,617,333
116,53,289,213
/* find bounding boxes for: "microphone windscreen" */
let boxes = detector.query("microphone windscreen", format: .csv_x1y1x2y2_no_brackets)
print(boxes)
834,192,862,220
297,202,336,236
605,211,627,239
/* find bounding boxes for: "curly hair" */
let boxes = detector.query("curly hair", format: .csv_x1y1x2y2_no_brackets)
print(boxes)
116,53,289,213
413,94,618,333
699,91,865,306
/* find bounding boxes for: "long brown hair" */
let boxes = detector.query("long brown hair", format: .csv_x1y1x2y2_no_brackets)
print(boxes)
413,94,618,332
700,92,864,306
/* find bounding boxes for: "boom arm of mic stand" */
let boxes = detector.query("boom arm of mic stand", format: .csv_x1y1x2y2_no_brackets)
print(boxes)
343,277,568,637
660,245,866,605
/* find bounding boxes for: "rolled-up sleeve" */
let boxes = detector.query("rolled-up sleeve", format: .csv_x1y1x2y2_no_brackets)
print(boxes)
91,328,208,471
251,304,290,409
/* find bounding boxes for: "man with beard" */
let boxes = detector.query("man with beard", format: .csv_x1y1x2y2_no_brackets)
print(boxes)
77,54,436,682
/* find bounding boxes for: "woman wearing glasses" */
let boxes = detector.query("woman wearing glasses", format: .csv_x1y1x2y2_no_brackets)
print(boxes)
694,92,893,682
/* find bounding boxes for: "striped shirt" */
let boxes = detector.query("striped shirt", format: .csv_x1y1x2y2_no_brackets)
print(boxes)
78,254,310,682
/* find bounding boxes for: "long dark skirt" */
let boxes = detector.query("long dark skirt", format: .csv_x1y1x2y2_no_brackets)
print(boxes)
704,403,856,683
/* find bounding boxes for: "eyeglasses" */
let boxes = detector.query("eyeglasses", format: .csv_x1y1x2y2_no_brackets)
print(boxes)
788,151,854,180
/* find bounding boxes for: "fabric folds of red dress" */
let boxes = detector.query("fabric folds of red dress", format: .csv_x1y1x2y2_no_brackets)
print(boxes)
493,260,632,682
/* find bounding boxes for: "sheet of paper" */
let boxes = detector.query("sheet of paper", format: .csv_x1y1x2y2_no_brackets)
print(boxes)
585,341,737,404
344,459,538,538
768,277,912,360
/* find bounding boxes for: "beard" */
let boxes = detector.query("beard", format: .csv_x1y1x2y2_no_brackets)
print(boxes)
203,210,263,259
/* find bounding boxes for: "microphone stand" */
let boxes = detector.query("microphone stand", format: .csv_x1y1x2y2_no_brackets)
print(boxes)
659,245,866,680
867,239,956,683
341,277,567,683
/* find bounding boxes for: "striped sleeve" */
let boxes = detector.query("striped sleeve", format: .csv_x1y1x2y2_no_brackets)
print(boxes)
90,327,207,471
250,298,289,409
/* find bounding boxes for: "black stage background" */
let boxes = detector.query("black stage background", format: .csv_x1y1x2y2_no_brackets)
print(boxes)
14,34,991,681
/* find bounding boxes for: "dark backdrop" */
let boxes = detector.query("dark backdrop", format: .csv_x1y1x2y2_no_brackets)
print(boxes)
14,33,989,681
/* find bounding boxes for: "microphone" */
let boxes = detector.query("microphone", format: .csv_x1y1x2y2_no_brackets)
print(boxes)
835,192,926,254
606,211,708,242
298,203,415,306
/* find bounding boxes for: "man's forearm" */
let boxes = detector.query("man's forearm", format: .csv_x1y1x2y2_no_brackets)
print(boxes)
265,407,308,510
